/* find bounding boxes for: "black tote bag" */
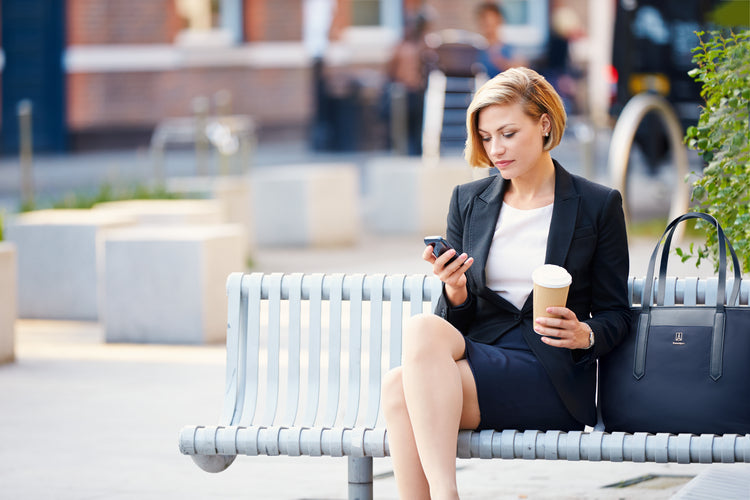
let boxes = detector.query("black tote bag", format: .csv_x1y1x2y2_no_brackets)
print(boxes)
599,212,749,435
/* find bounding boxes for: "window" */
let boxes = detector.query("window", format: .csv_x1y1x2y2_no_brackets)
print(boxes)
352,0,381,26
499,0,549,58
175,0,243,44
502,0,531,25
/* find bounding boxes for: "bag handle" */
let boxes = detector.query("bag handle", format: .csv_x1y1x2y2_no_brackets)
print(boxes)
634,212,741,382
658,213,741,307
641,212,741,308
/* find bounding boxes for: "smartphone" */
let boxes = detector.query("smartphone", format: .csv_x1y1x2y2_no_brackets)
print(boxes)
424,236,458,265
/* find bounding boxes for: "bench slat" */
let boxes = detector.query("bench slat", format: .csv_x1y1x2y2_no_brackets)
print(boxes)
283,273,304,425
237,272,263,426
389,275,405,371
662,276,676,305
429,276,443,312
344,274,365,429
410,274,426,316
365,274,385,428
302,273,324,428
261,273,283,426
323,274,345,428
220,273,243,425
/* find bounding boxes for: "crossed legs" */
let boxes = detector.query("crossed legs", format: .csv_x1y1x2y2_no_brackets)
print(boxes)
382,313,481,500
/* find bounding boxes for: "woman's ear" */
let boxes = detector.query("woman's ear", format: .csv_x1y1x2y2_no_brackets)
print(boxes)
540,113,552,136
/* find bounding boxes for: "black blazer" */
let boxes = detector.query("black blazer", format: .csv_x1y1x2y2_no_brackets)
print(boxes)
435,161,631,425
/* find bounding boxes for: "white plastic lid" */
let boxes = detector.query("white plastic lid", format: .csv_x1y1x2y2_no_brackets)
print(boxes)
532,264,572,288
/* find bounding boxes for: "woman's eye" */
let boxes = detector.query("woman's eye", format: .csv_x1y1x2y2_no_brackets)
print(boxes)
481,136,491,142
503,132,516,138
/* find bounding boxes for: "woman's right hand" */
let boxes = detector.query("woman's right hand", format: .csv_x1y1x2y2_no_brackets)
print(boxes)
422,245,474,306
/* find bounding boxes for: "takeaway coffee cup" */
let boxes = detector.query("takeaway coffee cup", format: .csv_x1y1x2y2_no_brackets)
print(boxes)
532,264,572,326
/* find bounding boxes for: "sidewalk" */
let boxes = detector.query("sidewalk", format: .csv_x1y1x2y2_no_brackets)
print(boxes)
0,233,740,500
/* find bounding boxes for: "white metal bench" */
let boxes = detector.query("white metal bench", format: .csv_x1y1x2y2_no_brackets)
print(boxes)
179,272,750,499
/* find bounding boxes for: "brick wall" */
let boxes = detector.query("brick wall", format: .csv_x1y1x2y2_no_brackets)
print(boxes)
68,66,312,136
64,0,531,150
245,0,303,42
66,0,311,147
422,0,486,32
68,0,180,45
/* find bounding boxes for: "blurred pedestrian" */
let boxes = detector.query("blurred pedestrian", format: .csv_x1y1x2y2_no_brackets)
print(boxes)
385,12,433,155
542,6,585,113
475,2,526,77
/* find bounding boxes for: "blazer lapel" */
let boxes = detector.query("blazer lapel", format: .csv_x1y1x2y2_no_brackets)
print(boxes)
466,175,506,290
545,161,581,267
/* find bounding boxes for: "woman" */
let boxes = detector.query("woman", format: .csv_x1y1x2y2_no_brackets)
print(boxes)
475,2,526,76
386,12,432,155
381,67,631,500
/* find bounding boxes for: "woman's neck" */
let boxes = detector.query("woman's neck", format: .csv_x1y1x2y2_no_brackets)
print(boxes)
504,155,556,209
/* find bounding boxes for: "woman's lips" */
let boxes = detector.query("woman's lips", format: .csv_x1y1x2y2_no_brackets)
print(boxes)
495,160,513,169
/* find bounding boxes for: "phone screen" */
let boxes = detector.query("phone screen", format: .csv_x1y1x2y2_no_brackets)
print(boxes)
424,236,458,264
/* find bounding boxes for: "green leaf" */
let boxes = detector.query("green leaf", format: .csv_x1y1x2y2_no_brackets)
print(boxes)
682,29,750,273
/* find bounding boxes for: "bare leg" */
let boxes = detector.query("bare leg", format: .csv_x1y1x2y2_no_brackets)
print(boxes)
384,313,480,500
382,367,430,499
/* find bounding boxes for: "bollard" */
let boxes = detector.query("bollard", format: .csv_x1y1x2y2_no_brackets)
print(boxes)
17,100,34,209
389,83,408,155
573,120,596,180
214,90,233,175
214,90,232,117
192,96,210,176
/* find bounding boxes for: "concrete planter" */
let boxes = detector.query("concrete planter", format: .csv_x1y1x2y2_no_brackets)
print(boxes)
365,157,482,235
93,199,226,225
0,242,17,364
250,164,360,247
166,176,256,255
5,210,136,320
102,224,245,344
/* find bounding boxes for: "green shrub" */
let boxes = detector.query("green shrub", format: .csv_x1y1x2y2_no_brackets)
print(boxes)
680,30,750,273
22,182,187,212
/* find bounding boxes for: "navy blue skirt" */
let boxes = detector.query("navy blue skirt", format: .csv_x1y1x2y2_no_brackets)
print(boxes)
463,325,583,432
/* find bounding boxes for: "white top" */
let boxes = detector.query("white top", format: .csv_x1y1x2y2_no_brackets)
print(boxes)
486,202,554,310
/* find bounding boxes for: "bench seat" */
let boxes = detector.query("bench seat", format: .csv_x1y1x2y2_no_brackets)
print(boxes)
179,272,750,497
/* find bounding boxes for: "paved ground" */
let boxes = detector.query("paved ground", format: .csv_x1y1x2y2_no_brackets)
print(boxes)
1,131,747,499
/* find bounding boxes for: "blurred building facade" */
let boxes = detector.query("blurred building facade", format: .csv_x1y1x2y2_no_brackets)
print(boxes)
0,0,595,153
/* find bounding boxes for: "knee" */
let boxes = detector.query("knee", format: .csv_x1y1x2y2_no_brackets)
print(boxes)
381,367,407,418
402,313,457,362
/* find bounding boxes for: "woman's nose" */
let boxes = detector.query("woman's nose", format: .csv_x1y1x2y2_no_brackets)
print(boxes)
490,138,505,156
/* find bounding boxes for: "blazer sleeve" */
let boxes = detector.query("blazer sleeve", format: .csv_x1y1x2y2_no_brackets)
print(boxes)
434,184,477,333
574,188,631,365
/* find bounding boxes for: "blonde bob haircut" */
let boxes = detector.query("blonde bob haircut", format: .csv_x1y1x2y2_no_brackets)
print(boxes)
464,67,567,168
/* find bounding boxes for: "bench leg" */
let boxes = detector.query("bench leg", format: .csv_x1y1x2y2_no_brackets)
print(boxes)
347,456,373,500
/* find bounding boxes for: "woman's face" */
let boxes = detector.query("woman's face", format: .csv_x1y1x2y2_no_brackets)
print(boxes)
477,10,503,39
477,102,550,180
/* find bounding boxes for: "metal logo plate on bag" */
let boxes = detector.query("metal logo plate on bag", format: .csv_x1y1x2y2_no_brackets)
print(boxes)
673,331,685,345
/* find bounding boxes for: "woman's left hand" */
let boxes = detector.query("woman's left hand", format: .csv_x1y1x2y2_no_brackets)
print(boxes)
534,307,591,350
